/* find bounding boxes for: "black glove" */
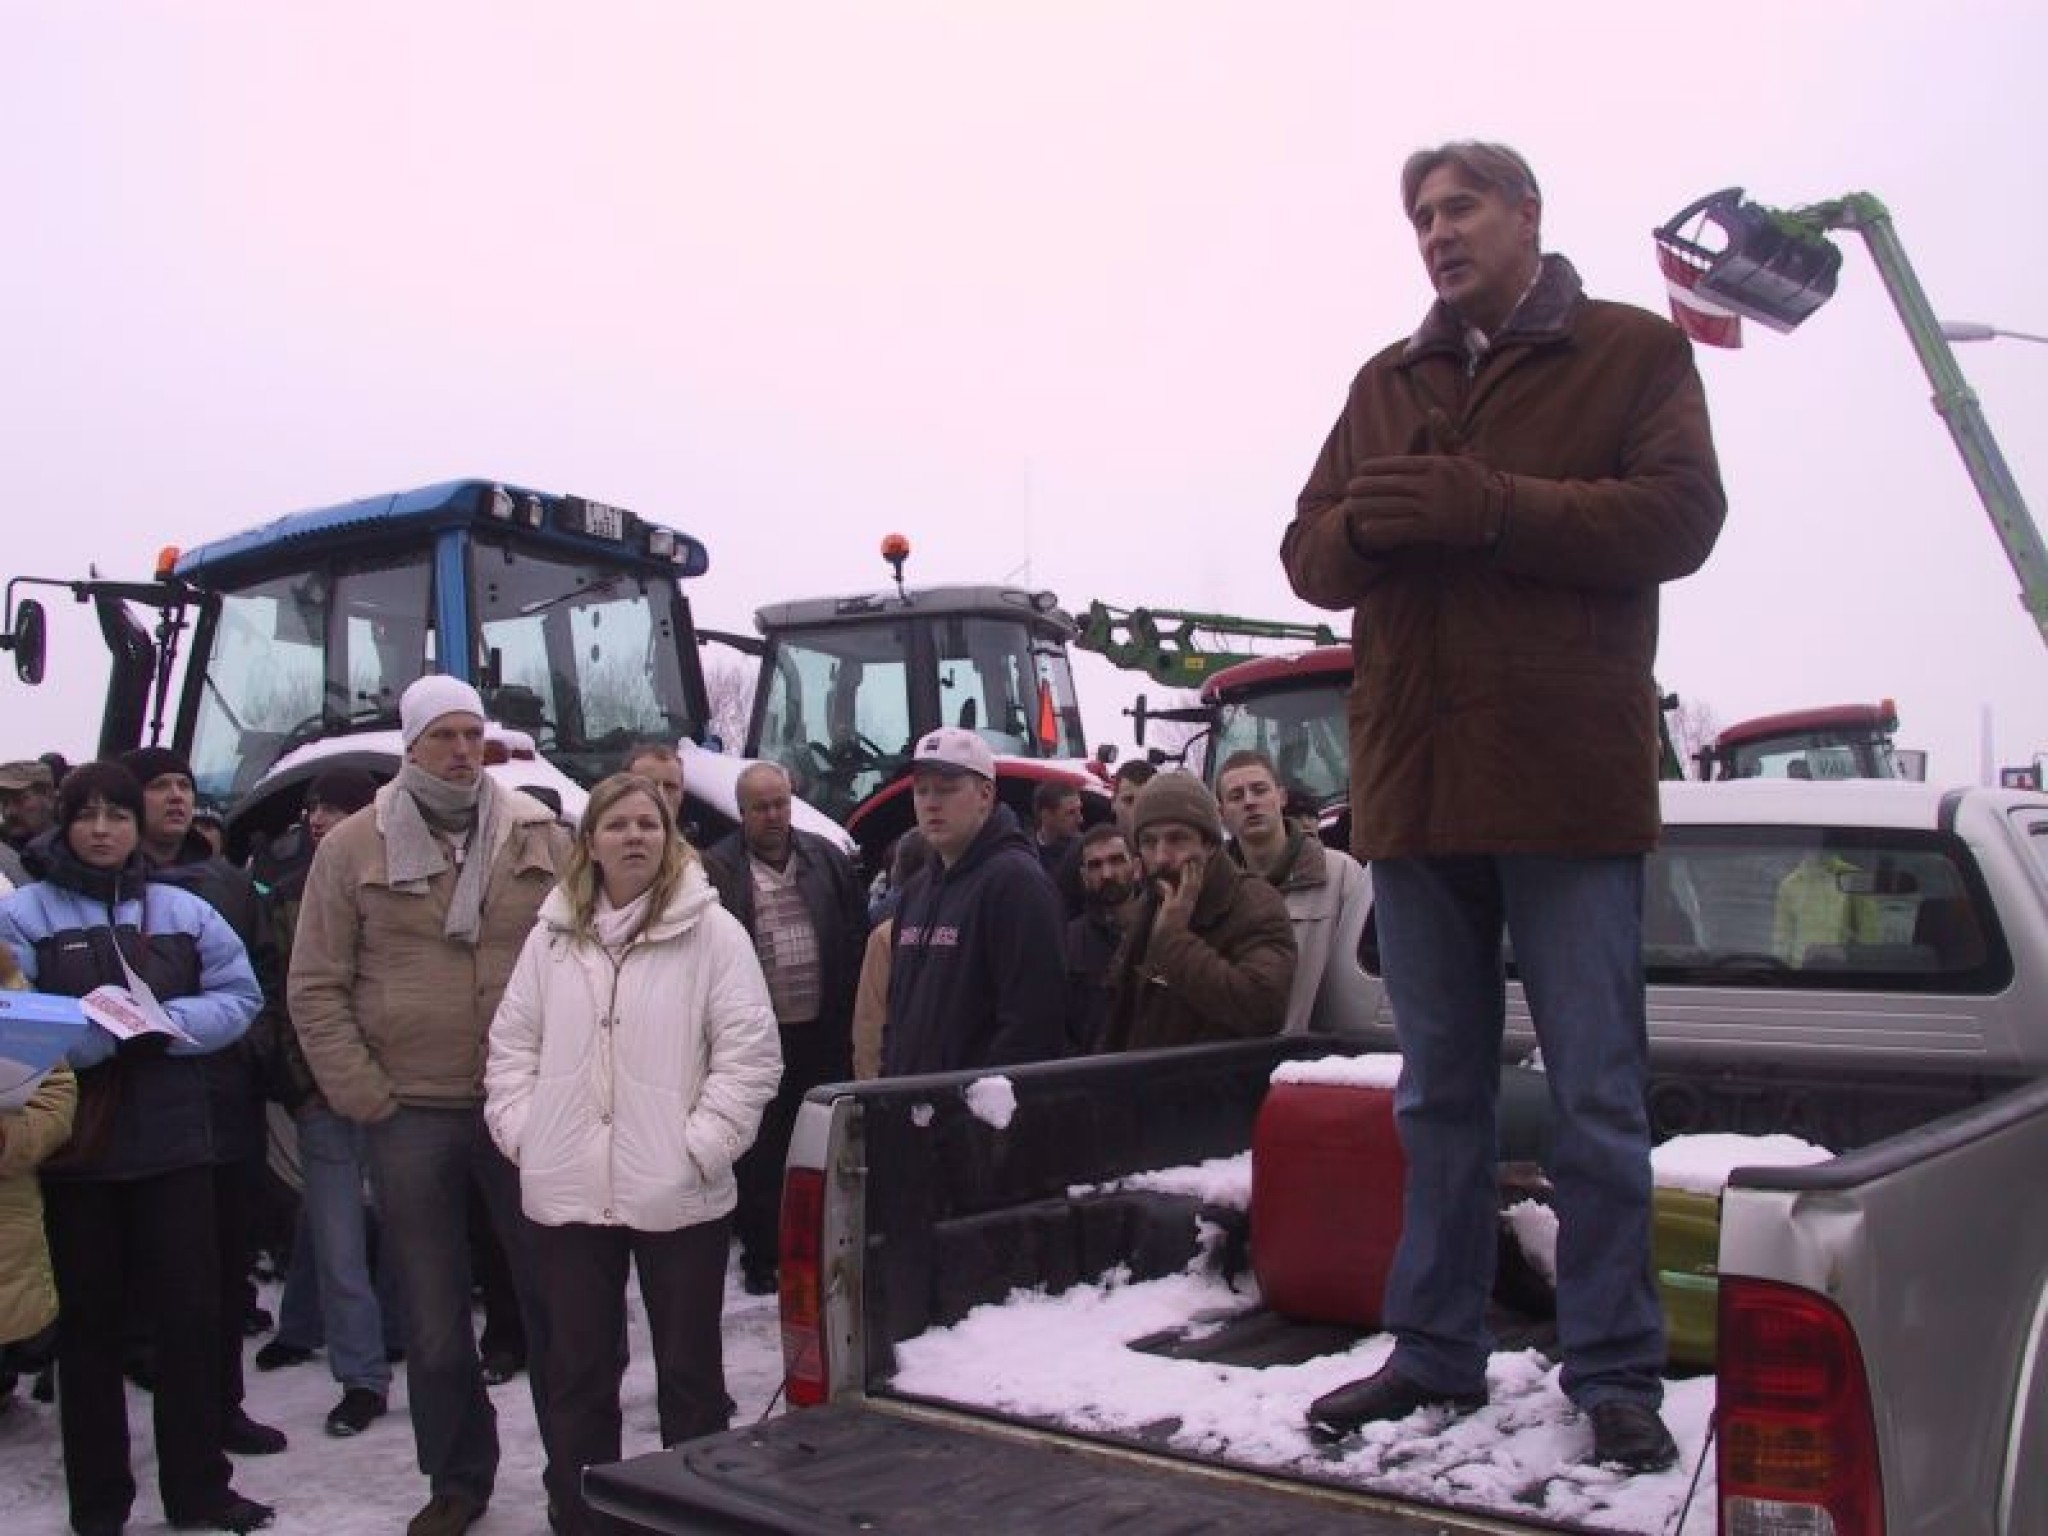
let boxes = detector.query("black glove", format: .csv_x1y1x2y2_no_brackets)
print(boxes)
1344,455,1507,554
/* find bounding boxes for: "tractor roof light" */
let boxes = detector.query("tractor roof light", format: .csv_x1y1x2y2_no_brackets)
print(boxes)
487,485,515,521
1655,189,1843,334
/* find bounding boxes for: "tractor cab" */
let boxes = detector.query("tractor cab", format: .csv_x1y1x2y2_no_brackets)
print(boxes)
3,479,736,855
745,582,1098,861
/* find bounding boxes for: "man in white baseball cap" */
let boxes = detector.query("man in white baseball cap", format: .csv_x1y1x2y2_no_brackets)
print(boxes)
881,726,1066,1075
288,673,570,1536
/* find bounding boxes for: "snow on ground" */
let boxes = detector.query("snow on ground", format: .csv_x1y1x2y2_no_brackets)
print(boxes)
0,1249,787,1535
891,1260,1718,1536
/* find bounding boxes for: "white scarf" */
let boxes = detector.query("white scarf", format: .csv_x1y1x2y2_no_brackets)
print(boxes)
593,887,654,952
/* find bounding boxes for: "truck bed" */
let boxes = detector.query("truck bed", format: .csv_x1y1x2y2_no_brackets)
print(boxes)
586,1400,1553,1535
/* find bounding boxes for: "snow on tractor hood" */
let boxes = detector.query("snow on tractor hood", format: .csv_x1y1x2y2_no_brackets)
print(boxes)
681,739,855,852
255,728,853,852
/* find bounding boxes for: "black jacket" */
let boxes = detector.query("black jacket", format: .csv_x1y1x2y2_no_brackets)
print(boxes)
147,830,280,1158
1063,906,1123,1054
703,829,867,1075
883,806,1066,1075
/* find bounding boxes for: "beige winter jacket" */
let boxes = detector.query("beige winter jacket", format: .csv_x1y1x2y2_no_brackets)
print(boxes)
1,1065,76,1344
288,779,570,1124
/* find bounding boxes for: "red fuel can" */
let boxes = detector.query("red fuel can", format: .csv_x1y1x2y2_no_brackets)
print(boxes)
1250,1078,1407,1327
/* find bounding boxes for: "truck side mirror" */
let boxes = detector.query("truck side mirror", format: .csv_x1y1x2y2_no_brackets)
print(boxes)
1093,741,1118,767
6,598,46,686
1127,693,1150,747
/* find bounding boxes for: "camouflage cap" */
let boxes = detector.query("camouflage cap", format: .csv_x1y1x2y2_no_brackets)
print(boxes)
0,760,55,792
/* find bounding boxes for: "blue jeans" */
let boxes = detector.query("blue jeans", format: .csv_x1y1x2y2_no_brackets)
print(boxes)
275,1105,402,1391
363,1104,547,1502
1373,854,1665,1409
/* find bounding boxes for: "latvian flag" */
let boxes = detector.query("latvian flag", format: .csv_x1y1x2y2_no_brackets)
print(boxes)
1655,237,1743,349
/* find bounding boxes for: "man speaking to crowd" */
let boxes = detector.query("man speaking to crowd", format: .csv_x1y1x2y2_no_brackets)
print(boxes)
1281,142,1725,1472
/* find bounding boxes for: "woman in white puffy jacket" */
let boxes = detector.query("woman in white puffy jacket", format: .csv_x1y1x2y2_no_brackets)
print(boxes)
485,772,780,1536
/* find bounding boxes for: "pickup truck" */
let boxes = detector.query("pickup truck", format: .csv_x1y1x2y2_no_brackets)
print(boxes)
588,780,2048,1535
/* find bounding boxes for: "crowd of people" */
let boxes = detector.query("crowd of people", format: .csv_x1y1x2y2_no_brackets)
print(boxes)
0,681,1357,1536
1,137,1720,1529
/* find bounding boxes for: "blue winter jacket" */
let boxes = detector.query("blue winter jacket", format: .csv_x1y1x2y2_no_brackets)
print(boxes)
0,859,261,1181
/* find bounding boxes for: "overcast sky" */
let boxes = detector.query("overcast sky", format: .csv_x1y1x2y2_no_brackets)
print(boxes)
6,2,2047,783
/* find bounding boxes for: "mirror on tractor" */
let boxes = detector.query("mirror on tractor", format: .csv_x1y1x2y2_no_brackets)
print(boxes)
5,598,47,686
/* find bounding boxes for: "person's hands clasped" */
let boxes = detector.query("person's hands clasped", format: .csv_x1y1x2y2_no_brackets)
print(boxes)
1343,455,1506,554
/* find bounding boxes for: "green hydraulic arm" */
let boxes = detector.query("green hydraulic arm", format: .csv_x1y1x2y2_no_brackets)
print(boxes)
1658,188,2048,653
1074,600,1339,689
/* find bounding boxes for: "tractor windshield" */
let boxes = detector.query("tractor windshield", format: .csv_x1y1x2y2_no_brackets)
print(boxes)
186,554,432,803
472,535,697,787
184,536,697,802
1210,678,1351,814
755,612,1086,821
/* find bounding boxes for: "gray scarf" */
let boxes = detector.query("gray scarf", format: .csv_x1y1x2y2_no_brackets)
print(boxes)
386,763,500,946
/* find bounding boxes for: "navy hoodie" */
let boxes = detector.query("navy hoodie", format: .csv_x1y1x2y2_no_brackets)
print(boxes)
882,804,1066,1075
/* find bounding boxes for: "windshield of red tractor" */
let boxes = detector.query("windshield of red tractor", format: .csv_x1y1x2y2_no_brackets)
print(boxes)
1209,679,1351,813
1721,730,1903,782
755,613,1086,822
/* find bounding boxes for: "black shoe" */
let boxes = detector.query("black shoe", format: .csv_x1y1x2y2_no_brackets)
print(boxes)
252,1339,313,1372
480,1349,524,1386
406,1492,488,1536
221,1407,288,1456
1587,1399,1679,1473
741,1264,778,1297
325,1386,388,1438
1305,1365,1486,1443
242,1305,274,1339
72,1519,125,1536
168,1492,275,1533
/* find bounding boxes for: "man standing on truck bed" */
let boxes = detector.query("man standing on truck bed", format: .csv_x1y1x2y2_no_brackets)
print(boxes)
882,727,1067,1074
1281,141,1725,1472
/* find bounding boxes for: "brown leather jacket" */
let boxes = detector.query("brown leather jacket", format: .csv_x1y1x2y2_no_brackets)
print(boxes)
1284,255,1725,858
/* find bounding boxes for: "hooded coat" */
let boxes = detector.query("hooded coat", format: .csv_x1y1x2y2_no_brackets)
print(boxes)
1283,255,1725,858
883,805,1066,1075
484,862,781,1231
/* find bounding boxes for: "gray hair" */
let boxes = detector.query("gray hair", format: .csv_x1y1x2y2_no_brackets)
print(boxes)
1400,141,1541,219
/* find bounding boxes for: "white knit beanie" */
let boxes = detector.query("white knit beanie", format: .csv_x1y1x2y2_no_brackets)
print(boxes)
400,675,487,748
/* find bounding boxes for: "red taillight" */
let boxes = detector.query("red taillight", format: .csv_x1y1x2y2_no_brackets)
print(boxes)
777,1166,829,1407
1718,1277,1884,1535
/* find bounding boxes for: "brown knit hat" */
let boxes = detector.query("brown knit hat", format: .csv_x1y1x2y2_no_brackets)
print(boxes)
1131,772,1223,845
